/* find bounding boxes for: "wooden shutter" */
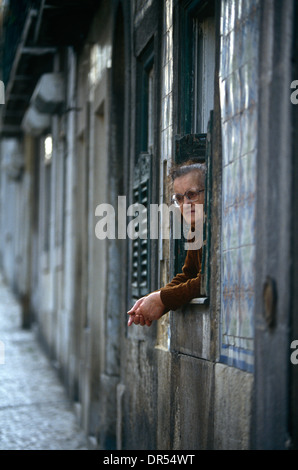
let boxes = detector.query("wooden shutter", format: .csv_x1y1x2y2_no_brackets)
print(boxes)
131,152,152,300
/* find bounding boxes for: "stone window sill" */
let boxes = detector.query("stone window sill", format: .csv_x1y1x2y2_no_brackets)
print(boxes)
189,297,209,305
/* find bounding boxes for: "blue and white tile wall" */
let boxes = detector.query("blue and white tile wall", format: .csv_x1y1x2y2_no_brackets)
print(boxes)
157,0,173,349
219,0,260,372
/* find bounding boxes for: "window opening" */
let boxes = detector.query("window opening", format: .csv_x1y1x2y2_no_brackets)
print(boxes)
174,0,216,297
44,135,53,164
42,134,52,254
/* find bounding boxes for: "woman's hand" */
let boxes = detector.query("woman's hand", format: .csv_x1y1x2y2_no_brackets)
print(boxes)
127,291,165,327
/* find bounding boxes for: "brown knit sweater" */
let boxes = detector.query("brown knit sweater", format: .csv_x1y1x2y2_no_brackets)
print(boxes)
160,248,202,312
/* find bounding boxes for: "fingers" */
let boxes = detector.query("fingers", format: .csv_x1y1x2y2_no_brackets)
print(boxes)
127,299,143,326
133,313,144,325
127,313,142,326
127,297,153,327
127,298,143,315
127,313,152,327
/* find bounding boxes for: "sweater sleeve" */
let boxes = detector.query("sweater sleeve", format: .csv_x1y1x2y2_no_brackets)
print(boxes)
159,249,202,312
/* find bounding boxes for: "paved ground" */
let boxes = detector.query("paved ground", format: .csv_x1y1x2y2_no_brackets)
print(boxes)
0,275,89,450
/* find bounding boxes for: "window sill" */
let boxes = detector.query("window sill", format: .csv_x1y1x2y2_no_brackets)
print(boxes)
189,297,209,305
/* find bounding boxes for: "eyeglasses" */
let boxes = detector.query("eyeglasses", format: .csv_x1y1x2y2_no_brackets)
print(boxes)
172,189,204,207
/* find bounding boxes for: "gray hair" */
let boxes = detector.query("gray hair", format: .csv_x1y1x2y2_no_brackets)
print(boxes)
169,160,206,182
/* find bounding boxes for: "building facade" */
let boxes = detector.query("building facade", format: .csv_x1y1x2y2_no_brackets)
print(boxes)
0,0,297,450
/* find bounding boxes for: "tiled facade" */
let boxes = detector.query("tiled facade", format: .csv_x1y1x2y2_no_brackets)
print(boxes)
219,0,260,371
0,0,296,450
157,0,173,348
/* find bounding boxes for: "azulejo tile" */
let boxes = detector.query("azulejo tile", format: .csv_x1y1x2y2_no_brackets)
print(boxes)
236,0,243,22
240,106,258,156
230,204,240,249
239,244,255,289
222,203,239,251
242,18,255,64
232,70,241,115
240,60,258,110
228,29,235,74
222,250,231,290
222,161,237,208
222,288,232,336
219,0,259,372
238,192,255,246
240,154,249,201
230,248,239,289
226,74,234,118
222,214,230,253
221,120,232,166
219,34,229,80
222,164,230,207
222,249,239,293
222,0,234,36
239,63,250,110
234,18,244,58
231,115,242,161
219,78,227,121
239,288,255,339
232,156,241,203
229,294,239,337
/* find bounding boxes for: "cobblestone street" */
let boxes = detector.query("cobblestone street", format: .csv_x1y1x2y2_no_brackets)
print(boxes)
0,274,89,450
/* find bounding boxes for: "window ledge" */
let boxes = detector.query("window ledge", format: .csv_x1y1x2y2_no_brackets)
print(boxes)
189,297,209,305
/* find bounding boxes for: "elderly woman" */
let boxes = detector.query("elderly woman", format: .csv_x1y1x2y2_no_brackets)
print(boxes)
127,160,206,327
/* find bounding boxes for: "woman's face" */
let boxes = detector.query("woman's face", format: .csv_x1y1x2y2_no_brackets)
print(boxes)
173,170,204,226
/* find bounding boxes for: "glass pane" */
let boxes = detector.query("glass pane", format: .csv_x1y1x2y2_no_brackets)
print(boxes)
194,16,215,133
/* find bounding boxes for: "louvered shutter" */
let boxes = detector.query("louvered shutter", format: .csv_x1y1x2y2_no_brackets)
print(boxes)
131,153,152,300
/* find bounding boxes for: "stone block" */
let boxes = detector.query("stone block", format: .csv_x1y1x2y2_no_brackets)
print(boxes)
170,304,213,361
214,363,253,449
172,354,214,450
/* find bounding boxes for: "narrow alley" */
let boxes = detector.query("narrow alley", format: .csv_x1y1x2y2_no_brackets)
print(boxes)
0,273,89,451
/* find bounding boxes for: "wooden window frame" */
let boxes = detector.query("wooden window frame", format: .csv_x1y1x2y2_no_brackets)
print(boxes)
173,0,216,299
